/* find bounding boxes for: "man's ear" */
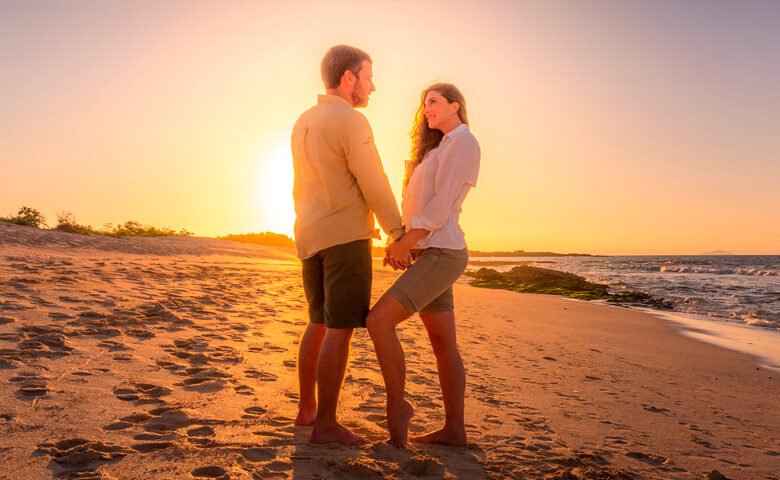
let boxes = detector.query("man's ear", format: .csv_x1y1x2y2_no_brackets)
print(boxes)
341,70,355,88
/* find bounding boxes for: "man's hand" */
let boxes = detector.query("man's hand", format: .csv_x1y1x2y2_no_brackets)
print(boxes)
382,228,430,271
385,239,412,270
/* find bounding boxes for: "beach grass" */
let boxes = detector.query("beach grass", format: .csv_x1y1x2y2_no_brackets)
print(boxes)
0,206,191,237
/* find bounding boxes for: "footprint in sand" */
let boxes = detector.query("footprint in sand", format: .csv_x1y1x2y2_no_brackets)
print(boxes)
122,412,153,424
327,457,386,479
642,404,671,415
186,425,217,447
37,438,130,476
242,406,267,419
264,416,294,427
191,466,228,479
16,325,75,358
484,414,503,425
144,407,197,432
244,368,278,381
400,454,445,477
133,433,166,441
156,359,186,372
112,382,171,404
233,384,255,395
626,451,670,465
103,420,134,431
262,342,287,353
97,339,133,352
131,441,174,453
240,447,275,462
187,425,215,437
179,367,231,392
9,371,49,397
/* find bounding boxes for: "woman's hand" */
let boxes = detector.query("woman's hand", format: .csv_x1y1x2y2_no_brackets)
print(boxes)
385,238,412,270
383,229,431,270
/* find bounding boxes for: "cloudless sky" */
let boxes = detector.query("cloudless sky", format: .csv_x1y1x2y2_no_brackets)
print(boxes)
1,0,778,254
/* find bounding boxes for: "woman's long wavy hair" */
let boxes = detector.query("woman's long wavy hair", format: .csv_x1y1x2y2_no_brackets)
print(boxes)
404,83,469,191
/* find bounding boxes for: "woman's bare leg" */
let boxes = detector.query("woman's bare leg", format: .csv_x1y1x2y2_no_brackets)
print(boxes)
366,294,414,447
411,310,467,446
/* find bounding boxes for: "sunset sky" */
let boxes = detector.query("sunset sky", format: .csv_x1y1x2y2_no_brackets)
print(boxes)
1,0,778,255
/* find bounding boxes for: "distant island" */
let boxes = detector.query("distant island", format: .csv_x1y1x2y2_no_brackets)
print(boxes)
368,247,595,258
699,250,734,255
468,249,596,258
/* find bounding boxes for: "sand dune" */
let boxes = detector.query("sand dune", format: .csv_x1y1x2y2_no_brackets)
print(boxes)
1,222,778,479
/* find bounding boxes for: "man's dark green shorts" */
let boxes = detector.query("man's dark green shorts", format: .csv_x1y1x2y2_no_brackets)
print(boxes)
301,239,372,329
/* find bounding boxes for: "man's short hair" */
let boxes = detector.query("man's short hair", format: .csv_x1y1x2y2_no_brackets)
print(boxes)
321,45,372,89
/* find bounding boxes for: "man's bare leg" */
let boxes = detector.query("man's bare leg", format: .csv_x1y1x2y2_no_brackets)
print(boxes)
295,322,326,426
410,310,467,446
310,327,366,445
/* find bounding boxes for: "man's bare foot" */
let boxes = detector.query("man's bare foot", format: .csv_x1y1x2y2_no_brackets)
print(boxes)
310,421,366,445
294,405,316,426
410,425,467,447
387,401,414,448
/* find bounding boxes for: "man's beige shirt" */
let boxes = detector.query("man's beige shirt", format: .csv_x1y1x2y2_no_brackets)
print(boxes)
291,95,404,259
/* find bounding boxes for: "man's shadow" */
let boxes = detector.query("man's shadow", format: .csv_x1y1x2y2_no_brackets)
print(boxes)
290,424,489,479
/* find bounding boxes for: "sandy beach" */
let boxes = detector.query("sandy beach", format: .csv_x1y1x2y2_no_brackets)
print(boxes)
1,222,778,480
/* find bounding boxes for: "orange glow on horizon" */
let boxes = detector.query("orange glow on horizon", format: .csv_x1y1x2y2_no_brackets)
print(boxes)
1,1,778,255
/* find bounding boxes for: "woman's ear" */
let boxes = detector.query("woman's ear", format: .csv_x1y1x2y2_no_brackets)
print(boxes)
451,101,460,114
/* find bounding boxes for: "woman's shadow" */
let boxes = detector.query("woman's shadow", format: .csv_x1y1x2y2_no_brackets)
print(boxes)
290,424,490,479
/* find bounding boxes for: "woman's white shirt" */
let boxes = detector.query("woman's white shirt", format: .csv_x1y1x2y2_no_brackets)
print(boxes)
402,123,481,250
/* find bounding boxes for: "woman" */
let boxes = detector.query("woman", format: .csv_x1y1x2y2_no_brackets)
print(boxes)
366,83,480,447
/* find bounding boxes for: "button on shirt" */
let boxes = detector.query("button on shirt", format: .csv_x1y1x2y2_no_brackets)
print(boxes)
291,95,404,259
402,123,481,250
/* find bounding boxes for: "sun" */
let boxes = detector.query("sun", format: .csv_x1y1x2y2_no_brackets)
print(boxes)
253,140,295,237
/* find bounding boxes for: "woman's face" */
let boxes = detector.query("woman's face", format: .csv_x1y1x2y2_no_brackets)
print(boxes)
423,90,459,131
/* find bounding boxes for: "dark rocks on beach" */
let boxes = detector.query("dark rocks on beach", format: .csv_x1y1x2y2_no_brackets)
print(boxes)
466,266,673,309
706,470,732,480
466,266,607,300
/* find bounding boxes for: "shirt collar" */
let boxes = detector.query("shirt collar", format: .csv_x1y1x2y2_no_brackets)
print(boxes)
317,94,352,107
443,123,469,140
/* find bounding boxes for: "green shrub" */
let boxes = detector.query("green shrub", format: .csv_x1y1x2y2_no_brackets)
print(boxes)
110,220,191,237
0,206,47,228
54,211,101,235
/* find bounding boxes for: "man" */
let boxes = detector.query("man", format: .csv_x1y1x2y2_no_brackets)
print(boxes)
291,45,404,445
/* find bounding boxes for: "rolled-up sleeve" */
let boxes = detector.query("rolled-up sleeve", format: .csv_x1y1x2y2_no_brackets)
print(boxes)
407,135,480,232
343,112,405,240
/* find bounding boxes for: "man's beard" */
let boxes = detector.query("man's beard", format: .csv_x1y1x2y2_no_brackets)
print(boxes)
351,86,368,107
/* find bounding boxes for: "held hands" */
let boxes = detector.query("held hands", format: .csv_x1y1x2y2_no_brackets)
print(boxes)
384,237,412,271
382,228,430,271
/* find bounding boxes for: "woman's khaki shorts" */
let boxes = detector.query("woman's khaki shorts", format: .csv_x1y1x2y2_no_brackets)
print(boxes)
386,247,469,315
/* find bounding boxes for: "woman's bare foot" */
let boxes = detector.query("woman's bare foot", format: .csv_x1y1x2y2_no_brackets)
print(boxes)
310,421,366,445
387,401,414,448
410,425,467,446
294,405,316,426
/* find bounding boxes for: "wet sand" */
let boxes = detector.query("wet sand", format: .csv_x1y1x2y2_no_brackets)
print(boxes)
1,222,778,479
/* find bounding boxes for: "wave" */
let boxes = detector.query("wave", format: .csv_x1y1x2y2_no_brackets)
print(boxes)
658,266,779,276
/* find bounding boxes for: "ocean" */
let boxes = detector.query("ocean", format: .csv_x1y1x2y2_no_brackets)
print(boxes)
468,255,780,331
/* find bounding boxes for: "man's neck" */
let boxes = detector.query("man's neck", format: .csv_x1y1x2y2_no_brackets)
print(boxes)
326,88,354,107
